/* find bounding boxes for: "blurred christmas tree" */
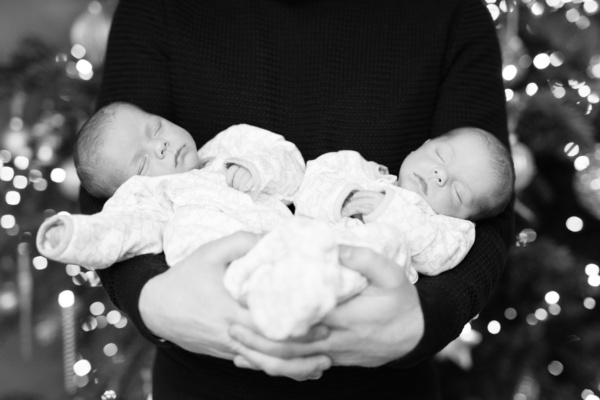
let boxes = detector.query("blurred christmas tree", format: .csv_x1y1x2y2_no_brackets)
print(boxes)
0,2,152,399
437,1,600,399
2,0,600,399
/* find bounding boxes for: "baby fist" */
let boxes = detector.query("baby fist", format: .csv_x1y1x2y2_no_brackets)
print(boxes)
341,190,385,219
45,224,66,249
226,164,254,192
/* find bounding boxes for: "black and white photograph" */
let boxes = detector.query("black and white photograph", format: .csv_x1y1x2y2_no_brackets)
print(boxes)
0,0,599,399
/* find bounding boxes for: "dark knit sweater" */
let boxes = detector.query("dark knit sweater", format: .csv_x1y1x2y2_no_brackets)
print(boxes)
82,0,513,398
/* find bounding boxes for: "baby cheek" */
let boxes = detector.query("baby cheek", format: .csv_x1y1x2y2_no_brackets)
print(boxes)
149,161,174,177
428,193,453,216
188,154,202,170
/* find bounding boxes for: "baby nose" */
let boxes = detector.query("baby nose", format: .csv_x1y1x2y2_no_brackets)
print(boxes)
154,140,168,158
432,167,447,186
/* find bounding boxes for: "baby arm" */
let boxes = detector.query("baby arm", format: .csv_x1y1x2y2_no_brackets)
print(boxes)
36,176,171,269
36,210,167,269
295,151,393,222
410,214,476,276
363,187,476,278
199,124,305,202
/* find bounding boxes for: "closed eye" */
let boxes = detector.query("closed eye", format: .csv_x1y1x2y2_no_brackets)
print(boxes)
436,149,444,162
153,120,162,137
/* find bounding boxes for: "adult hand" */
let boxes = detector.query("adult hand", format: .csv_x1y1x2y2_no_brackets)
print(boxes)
139,231,332,381
229,244,424,369
314,244,424,367
139,231,260,359
231,327,333,381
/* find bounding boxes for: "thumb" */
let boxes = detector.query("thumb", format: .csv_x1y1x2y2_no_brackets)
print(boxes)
197,231,262,265
338,245,405,288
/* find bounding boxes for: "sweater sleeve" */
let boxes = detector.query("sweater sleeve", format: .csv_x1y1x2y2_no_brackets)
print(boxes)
87,0,175,345
392,0,514,367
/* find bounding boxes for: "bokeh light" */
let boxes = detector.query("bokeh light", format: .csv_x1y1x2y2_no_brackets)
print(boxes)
73,359,92,376
58,290,75,308
566,216,584,232
103,343,118,357
32,256,48,270
545,291,560,304
487,320,501,334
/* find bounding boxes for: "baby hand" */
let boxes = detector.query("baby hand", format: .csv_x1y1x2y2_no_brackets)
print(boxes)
44,223,66,249
226,164,254,192
341,190,385,219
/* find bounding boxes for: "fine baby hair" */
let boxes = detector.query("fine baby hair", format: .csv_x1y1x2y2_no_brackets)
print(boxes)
448,127,515,221
74,102,145,199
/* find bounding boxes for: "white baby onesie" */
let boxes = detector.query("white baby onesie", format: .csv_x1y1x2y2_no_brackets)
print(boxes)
36,126,370,341
36,124,304,269
224,216,371,340
294,150,476,283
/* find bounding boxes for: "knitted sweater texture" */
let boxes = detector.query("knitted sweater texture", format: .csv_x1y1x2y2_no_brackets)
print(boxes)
81,0,514,398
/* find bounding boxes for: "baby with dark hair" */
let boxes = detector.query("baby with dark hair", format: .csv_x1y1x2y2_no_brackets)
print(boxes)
73,102,273,199
38,101,305,267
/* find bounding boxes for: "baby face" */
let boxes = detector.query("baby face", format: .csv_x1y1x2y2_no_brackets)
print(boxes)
398,129,496,220
99,106,201,190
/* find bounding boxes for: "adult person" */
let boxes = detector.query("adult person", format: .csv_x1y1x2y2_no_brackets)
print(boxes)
81,0,514,398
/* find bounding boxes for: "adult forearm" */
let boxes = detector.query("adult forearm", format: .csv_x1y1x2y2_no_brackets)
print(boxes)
96,255,170,345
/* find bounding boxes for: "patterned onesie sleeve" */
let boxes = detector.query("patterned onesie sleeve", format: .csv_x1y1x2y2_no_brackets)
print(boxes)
198,124,305,203
294,150,396,222
362,186,476,278
36,176,172,269
295,150,475,281
37,125,302,272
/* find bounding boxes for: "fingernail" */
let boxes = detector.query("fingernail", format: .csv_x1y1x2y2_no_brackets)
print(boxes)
318,357,331,371
314,325,329,339
309,373,322,380
339,245,352,259
234,356,252,369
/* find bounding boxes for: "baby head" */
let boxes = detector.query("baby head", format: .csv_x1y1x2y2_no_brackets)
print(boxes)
398,127,514,221
74,102,201,198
